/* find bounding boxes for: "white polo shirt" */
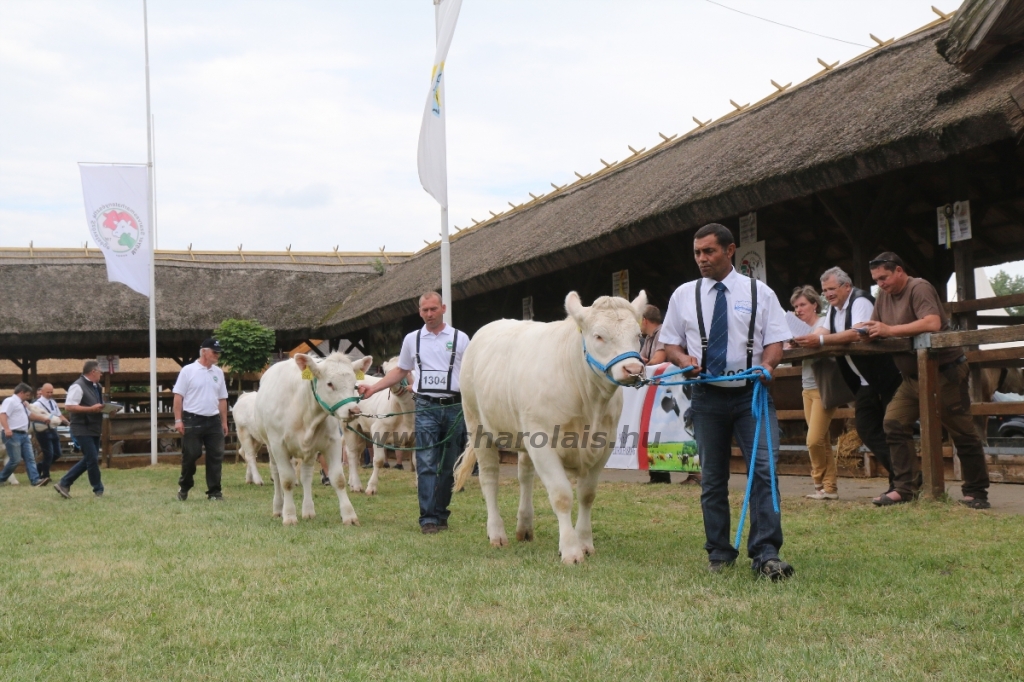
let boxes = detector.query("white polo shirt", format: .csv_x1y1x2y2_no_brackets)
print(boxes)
829,294,874,387
1,395,31,432
661,267,790,387
397,324,470,395
173,360,229,416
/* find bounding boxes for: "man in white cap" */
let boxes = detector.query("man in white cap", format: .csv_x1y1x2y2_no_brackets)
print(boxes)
174,338,229,501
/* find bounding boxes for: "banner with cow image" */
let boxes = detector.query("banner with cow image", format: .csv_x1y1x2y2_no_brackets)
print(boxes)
79,163,151,297
606,363,700,473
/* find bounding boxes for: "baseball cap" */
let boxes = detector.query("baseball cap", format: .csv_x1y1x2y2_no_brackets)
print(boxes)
200,338,223,353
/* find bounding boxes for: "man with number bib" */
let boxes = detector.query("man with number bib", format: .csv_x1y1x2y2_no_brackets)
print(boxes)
358,291,469,535
661,223,793,581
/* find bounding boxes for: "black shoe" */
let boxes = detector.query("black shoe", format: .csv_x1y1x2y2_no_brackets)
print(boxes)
421,523,440,535
960,497,991,510
94,491,104,498
708,559,735,574
33,477,51,487
320,471,330,485
382,461,390,469
756,559,795,582
54,483,71,499
648,471,672,484
438,520,449,531
177,488,188,501
393,463,404,471
207,494,224,501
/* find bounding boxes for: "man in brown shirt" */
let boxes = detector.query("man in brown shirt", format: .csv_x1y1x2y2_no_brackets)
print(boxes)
861,252,989,509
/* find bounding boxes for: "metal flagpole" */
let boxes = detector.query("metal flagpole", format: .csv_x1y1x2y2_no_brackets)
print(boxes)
143,0,158,465
435,0,452,325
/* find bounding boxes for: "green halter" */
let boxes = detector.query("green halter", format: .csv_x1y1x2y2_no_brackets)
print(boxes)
310,377,361,416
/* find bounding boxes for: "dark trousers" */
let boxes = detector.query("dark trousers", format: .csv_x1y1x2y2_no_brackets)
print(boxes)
60,434,103,493
691,384,783,568
36,429,62,479
179,413,225,497
854,383,897,487
414,398,467,527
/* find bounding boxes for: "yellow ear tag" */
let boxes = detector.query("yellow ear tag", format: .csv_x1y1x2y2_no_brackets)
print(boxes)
301,368,313,381
355,370,365,380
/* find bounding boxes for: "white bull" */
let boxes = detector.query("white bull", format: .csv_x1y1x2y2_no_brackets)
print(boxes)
232,392,264,485
453,291,647,564
254,352,372,526
343,357,416,495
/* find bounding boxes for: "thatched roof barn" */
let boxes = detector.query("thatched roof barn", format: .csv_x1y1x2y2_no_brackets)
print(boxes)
316,14,1024,360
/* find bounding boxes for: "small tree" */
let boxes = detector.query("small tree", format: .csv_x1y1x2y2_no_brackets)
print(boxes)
990,270,1024,316
214,319,276,388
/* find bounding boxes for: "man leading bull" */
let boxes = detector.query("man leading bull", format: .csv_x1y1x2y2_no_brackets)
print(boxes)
359,291,469,535
661,223,794,581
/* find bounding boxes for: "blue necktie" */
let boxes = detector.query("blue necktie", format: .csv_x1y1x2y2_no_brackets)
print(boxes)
706,281,728,376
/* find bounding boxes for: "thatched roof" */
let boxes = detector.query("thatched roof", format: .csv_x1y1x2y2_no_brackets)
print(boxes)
938,0,1024,72
0,256,377,359
317,20,1024,337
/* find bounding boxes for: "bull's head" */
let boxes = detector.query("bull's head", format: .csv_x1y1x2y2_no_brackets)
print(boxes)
566,290,647,386
294,352,373,419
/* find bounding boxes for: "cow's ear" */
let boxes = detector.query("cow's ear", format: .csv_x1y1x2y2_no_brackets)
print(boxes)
631,290,648,322
565,291,587,326
294,353,320,376
355,356,373,375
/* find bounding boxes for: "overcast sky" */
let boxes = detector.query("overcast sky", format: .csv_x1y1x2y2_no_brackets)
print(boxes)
8,0,1015,277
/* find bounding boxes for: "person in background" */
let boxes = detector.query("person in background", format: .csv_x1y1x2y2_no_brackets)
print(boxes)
790,285,838,500
862,252,989,509
34,383,69,486
54,363,106,498
0,383,50,487
641,304,672,484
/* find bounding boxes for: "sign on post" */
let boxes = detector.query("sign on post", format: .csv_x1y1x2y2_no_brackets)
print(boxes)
96,355,120,374
612,270,630,299
739,212,757,245
937,201,972,247
734,241,767,283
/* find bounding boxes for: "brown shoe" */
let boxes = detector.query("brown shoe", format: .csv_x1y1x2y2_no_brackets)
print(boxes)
421,523,440,535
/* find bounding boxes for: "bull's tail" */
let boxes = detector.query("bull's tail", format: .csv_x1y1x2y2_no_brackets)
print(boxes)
452,442,477,493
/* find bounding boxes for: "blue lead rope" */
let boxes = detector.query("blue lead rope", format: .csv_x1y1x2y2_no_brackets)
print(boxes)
642,365,781,551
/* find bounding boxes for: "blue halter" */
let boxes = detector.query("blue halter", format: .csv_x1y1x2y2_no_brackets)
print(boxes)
582,339,646,387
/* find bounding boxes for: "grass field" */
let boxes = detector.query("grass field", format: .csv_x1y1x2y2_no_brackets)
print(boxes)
2,463,1022,681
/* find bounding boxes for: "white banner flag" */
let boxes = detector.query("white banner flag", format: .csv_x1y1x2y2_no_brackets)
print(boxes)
79,164,152,297
416,0,463,208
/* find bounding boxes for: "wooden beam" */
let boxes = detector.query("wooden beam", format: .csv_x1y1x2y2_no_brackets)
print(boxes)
917,348,945,500
923,325,1024,348
946,292,1024,314
783,338,912,361
965,346,1024,364
303,340,326,358
970,402,1024,416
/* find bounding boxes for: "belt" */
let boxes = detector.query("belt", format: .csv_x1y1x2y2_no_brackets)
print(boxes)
416,393,461,405
938,355,968,372
10,429,27,434
183,411,220,419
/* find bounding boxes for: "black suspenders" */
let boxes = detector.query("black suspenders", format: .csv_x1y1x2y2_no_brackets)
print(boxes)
694,276,758,373
414,328,460,395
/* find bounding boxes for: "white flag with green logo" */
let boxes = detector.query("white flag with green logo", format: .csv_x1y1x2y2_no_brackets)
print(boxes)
416,0,463,209
79,164,151,297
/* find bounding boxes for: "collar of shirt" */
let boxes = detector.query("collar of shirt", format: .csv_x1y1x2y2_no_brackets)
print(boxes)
702,266,743,294
420,325,452,339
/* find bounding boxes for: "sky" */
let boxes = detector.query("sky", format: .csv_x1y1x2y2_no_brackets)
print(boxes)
3,0,1018,277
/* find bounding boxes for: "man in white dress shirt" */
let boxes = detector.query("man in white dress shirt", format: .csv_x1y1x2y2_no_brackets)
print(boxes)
1,383,52,487
661,223,794,581
174,338,230,501
359,291,469,535
33,383,69,485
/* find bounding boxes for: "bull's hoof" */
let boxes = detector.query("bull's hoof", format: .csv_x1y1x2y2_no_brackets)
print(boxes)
489,535,509,548
342,517,360,526
559,548,586,565
302,511,316,520
349,486,363,493
282,516,298,526
516,529,534,542
365,488,377,496
582,544,596,556
272,511,282,518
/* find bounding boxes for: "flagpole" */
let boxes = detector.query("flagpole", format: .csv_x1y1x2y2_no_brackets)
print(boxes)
435,0,452,325
143,0,158,466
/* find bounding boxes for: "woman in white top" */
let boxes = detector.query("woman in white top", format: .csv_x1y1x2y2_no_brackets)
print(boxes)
790,285,838,500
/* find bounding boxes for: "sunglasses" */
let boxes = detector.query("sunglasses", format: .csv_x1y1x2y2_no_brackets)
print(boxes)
868,258,899,269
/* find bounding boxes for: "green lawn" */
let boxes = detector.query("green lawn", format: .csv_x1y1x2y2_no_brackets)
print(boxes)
1,464,1022,681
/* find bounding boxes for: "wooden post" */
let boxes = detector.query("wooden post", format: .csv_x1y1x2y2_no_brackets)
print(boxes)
953,240,987,443
917,348,945,499
102,371,111,468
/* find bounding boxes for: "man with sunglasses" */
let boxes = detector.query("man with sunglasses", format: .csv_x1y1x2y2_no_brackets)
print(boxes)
173,338,230,501
861,253,989,509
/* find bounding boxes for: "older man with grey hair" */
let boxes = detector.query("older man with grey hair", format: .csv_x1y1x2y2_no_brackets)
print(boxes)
792,266,902,497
